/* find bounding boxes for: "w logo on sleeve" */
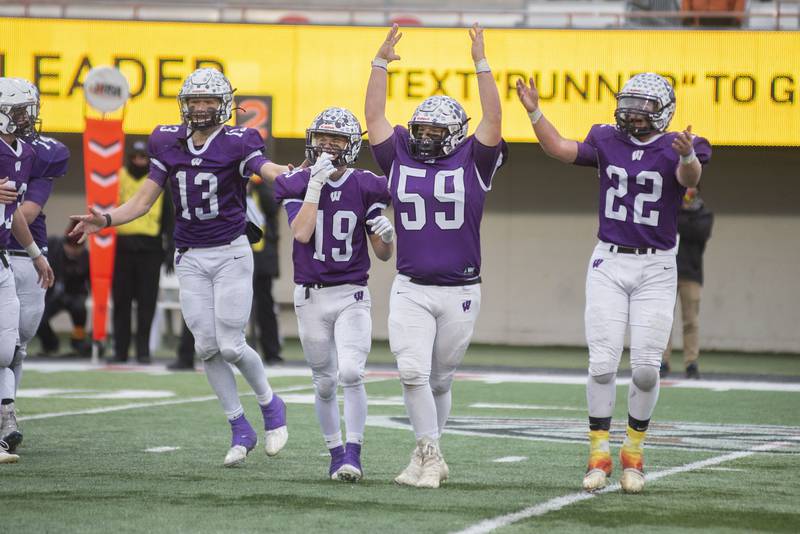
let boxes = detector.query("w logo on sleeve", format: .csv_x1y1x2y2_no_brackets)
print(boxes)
462,300,472,312
353,291,364,302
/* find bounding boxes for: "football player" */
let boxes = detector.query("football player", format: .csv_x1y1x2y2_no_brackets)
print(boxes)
71,68,291,467
365,24,507,488
0,77,55,464
516,72,711,493
274,107,393,482
0,78,69,456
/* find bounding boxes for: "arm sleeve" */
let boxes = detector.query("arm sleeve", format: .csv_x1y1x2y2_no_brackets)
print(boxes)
472,137,508,190
31,141,70,179
573,125,601,167
241,128,271,177
369,125,402,176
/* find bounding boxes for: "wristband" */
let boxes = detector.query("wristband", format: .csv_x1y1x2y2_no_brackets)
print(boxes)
680,150,697,165
474,58,490,74
103,213,112,228
528,109,543,125
304,180,323,204
371,58,388,71
25,242,42,260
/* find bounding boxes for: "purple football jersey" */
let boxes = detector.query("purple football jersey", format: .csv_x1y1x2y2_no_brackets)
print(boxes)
8,135,70,252
275,167,391,285
148,124,270,248
574,124,711,250
0,137,35,249
370,125,507,284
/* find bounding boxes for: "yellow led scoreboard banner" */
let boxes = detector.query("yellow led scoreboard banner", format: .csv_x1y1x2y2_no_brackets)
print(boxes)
2,18,799,145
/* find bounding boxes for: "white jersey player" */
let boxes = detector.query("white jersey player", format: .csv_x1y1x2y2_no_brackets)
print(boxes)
516,72,711,493
71,68,292,468
366,25,507,488
275,107,393,481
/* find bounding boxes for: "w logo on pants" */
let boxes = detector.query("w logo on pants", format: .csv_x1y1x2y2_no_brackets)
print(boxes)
462,300,472,312
592,259,604,269
353,291,364,302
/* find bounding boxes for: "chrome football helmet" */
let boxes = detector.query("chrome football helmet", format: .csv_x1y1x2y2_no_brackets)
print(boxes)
0,77,39,137
407,95,468,160
178,68,234,130
305,107,363,167
614,73,676,137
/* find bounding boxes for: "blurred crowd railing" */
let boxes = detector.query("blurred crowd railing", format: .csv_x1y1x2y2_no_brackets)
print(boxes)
1,0,798,30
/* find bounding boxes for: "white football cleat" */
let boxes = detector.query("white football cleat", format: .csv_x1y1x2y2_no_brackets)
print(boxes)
334,464,363,482
264,426,288,457
582,468,610,491
416,438,446,489
223,445,251,467
620,468,645,494
394,444,424,486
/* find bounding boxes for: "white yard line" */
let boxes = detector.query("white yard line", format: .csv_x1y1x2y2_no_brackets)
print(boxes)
18,379,391,423
453,441,789,534
470,402,583,412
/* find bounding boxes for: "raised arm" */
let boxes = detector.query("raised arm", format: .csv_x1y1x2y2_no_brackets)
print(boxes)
672,125,702,188
470,24,502,147
365,25,402,146
290,155,336,244
516,77,578,163
70,179,163,242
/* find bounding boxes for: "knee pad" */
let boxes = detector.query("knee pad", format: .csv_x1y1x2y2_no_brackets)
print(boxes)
337,363,364,389
589,372,617,385
429,370,455,396
194,338,219,361
218,340,245,364
314,374,338,401
398,365,429,387
631,366,659,392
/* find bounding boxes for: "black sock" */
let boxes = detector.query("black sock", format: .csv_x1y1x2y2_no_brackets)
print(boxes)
589,416,612,431
1,398,13,405
628,414,650,432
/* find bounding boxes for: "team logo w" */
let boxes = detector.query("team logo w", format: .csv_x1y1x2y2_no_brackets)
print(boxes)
353,291,364,302
632,150,644,161
592,259,604,269
462,300,472,312
330,191,342,202
191,158,203,166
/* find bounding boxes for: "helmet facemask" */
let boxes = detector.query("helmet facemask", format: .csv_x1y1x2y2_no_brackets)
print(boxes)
407,96,468,161
180,97,225,130
306,132,352,167
614,95,661,137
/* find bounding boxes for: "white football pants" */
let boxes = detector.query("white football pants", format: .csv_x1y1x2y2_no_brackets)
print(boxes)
388,274,481,440
6,255,46,397
0,261,20,401
294,283,371,446
585,241,678,376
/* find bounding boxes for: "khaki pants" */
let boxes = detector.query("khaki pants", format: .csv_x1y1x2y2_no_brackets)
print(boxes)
663,280,702,367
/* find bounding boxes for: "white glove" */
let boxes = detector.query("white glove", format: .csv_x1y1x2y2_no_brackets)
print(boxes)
305,153,336,204
366,215,394,243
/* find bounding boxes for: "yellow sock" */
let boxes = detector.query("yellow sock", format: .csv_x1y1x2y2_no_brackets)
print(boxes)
620,426,646,471
587,430,612,474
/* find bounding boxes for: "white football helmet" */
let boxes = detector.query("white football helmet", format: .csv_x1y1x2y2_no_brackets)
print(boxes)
305,107,363,167
615,73,676,137
178,68,234,129
407,95,468,160
0,77,38,137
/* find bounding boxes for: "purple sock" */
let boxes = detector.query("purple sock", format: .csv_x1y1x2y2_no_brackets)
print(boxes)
329,445,346,477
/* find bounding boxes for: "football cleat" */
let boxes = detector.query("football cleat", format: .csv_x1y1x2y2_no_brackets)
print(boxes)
620,441,646,494
223,415,258,468
334,442,363,482
0,439,19,464
0,403,22,453
328,445,347,480
394,444,424,487
582,451,613,491
416,438,446,489
260,395,288,457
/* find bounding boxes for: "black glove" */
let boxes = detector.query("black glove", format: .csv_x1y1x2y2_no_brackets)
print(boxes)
246,221,264,245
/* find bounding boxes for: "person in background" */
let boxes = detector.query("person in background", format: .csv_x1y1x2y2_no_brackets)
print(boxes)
110,140,174,364
36,223,90,356
661,186,713,379
249,177,283,366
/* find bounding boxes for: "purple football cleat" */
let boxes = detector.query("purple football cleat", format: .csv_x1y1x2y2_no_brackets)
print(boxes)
334,442,363,482
260,394,288,456
223,415,258,467
328,445,346,480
